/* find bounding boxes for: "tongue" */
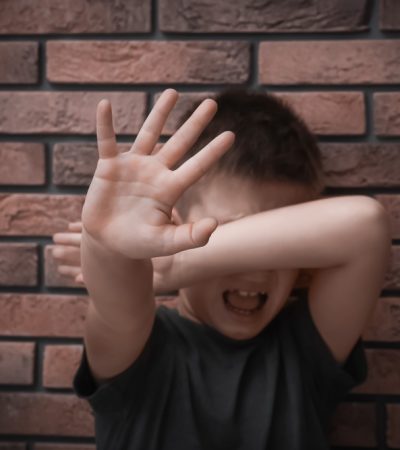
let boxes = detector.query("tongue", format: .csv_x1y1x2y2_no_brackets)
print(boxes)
226,291,262,310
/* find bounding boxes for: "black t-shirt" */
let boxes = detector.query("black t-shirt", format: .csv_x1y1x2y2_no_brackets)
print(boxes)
73,295,367,450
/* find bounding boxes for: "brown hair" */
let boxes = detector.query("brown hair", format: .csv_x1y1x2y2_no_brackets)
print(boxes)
173,88,326,219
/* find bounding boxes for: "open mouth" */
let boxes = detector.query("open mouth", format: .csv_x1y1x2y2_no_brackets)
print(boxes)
222,290,268,316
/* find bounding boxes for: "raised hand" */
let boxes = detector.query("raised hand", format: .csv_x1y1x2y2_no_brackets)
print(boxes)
82,89,235,259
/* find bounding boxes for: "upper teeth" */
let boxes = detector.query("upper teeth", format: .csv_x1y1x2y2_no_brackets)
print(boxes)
235,290,266,297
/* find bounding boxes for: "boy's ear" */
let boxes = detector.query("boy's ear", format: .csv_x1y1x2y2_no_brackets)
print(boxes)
171,207,184,225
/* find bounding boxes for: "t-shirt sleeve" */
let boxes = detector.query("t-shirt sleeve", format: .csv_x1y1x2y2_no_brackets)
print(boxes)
72,313,168,415
285,294,368,411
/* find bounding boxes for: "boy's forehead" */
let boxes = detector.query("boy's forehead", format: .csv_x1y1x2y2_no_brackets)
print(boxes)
188,173,311,223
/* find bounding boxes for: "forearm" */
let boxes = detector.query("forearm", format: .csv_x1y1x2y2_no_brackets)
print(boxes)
81,228,153,332
177,195,383,287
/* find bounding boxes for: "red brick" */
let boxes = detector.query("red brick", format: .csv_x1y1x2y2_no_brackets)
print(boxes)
47,41,250,84
0,342,35,385
0,92,146,134
34,445,95,450
363,297,400,341
374,93,400,136
43,345,82,388
0,42,38,84
0,444,26,450
353,349,400,394
380,0,400,31
0,294,88,338
0,392,93,436
376,195,400,240
52,143,130,186
387,404,400,448
0,194,84,236
0,243,37,286
260,40,400,85
320,143,400,190
160,0,370,33
0,143,45,185
0,0,150,34
275,92,365,135
386,246,400,290
327,402,376,447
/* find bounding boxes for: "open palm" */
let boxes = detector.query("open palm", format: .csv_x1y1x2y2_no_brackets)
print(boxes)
82,89,235,259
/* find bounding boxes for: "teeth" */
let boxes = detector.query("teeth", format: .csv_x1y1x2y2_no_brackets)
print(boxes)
235,290,266,297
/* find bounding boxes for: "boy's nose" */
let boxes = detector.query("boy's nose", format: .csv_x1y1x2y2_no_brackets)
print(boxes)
234,271,271,284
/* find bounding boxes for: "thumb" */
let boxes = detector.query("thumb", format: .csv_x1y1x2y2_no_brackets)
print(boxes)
167,217,218,254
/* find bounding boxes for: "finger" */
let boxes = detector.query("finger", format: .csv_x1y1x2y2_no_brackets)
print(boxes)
68,222,83,232
161,217,218,254
57,265,81,278
157,98,217,169
75,273,85,284
174,131,235,190
52,246,81,265
52,233,81,246
96,99,118,159
131,89,178,156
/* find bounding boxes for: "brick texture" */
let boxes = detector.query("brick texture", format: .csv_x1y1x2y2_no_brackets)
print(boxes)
0,243,38,286
0,0,150,34
0,342,35,385
259,40,400,85
0,294,88,338
0,194,84,236
0,143,45,185
0,92,146,134
0,393,93,436
363,297,400,341
353,349,400,394
160,0,371,33
327,402,377,447
374,93,400,136
0,42,38,84
47,41,250,84
380,0,400,31
43,345,82,388
387,404,400,448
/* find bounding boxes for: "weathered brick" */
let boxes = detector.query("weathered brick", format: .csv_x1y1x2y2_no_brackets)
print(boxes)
0,0,150,34
0,342,35,385
0,243,37,286
0,42,38,84
375,195,400,240
34,444,95,450
385,246,400,291
380,0,400,31
363,297,400,342
0,444,26,450
353,349,400,394
0,194,84,236
0,294,88,338
320,143,400,190
0,392,93,436
160,0,370,33
47,41,250,84
45,245,83,288
0,143,45,185
327,402,376,447
259,40,400,85
387,404,400,448
374,93,400,136
43,345,82,388
0,92,146,134
52,143,131,186
275,92,365,135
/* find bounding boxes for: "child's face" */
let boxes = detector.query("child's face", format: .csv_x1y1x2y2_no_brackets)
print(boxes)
175,173,312,341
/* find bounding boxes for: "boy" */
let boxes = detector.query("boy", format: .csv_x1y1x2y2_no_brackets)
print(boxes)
53,88,391,449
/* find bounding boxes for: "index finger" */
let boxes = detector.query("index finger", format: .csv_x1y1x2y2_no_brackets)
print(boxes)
52,232,81,246
96,99,117,159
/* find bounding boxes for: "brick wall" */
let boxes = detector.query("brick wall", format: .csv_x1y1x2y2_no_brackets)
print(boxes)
0,0,399,448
